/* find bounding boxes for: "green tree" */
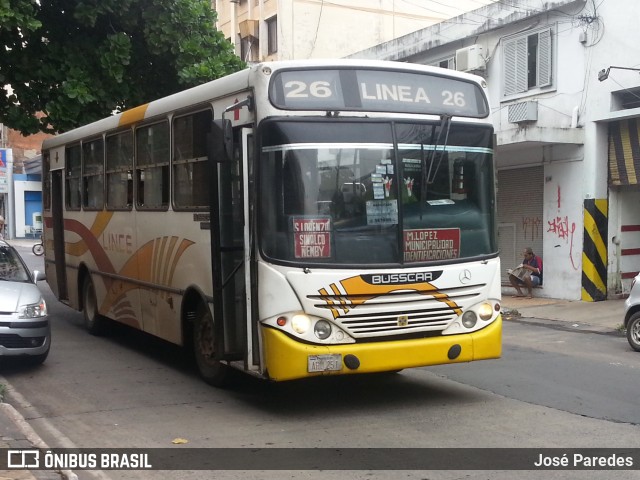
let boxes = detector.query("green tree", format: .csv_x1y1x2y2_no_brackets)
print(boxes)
0,0,245,134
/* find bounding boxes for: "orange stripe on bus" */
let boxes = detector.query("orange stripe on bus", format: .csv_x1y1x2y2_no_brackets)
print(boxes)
118,104,149,126
66,212,114,256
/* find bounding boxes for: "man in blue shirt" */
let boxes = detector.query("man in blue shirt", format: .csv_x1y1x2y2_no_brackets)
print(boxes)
509,247,543,298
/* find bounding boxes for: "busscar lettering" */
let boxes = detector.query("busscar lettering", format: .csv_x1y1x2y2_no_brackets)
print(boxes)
360,83,431,104
370,272,434,284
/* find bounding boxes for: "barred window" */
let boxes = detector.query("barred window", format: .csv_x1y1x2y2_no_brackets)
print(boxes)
106,131,134,210
173,109,212,209
82,138,104,210
65,145,81,210
135,121,169,210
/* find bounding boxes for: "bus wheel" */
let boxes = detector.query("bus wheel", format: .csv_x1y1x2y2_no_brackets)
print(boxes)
83,276,106,335
193,304,229,387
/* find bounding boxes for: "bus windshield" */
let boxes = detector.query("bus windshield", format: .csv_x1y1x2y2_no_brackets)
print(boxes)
259,119,495,266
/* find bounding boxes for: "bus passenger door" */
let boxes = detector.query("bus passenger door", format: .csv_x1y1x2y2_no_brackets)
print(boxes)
50,169,68,300
210,127,253,365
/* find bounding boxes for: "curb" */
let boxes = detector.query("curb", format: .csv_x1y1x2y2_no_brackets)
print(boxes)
0,397,78,480
502,309,624,336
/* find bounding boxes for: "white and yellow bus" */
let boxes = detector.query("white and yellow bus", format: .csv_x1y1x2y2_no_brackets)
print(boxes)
42,60,501,385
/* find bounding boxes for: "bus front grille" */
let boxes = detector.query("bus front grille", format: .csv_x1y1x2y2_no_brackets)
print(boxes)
308,286,485,337
337,307,455,336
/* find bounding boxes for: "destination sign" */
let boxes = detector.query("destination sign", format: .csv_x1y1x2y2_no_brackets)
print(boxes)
269,68,488,117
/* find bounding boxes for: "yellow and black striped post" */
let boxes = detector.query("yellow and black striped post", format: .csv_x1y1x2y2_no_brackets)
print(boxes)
582,199,608,301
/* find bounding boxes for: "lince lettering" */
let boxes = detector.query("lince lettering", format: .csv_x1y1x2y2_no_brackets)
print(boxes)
102,232,133,254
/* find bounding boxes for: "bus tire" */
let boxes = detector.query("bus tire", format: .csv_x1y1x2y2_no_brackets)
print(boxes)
627,312,640,352
83,276,106,335
193,303,229,387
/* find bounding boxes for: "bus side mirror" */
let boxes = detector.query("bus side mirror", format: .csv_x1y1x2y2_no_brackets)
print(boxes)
210,119,233,163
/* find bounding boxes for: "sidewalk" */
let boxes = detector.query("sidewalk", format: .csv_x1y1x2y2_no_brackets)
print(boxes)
3,238,39,248
501,291,627,334
0,402,64,480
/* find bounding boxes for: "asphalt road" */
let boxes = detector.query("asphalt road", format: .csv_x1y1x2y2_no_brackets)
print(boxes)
3,243,640,480
430,320,640,425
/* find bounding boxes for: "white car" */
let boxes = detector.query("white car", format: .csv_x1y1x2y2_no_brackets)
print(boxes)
624,273,640,352
0,240,50,364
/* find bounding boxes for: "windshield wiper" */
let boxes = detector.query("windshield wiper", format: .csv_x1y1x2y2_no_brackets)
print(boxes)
420,114,452,220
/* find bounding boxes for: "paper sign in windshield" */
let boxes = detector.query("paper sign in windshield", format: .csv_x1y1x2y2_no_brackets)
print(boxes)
403,228,460,262
293,217,331,258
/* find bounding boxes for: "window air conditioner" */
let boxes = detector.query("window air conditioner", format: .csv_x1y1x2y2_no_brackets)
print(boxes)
455,45,485,72
508,101,538,123
239,19,258,39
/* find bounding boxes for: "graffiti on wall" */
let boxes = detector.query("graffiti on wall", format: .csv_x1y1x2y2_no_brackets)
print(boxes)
522,216,542,241
547,215,579,270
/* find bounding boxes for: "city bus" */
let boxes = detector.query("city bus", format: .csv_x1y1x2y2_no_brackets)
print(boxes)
41,59,501,385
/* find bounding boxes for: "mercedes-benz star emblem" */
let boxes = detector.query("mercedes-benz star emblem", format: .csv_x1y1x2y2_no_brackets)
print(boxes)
459,269,472,284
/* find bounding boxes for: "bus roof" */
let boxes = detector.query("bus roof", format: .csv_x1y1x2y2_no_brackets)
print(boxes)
42,59,488,150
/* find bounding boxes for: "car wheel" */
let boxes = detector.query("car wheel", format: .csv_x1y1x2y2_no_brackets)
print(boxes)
627,312,640,352
193,303,229,387
83,276,107,335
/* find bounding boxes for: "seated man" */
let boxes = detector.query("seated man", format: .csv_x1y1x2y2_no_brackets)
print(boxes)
509,247,543,298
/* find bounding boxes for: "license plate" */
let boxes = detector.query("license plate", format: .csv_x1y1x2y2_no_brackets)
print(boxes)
308,354,342,373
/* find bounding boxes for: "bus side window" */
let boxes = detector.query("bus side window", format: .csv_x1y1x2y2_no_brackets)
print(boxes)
82,138,105,210
173,110,212,209
65,145,82,211
135,121,170,210
106,131,133,210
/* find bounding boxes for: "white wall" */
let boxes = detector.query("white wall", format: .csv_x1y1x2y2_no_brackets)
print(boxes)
542,154,585,299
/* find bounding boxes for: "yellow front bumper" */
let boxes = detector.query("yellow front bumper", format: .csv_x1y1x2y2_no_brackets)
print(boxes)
262,316,502,382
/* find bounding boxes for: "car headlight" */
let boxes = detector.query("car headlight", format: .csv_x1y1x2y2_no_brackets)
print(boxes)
18,299,47,318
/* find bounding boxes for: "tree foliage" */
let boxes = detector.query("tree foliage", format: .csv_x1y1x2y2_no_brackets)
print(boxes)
0,0,245,134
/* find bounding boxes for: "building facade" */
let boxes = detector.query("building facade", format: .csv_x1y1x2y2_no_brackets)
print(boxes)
212,0,497,62
0,125,47,239
349,0,640,301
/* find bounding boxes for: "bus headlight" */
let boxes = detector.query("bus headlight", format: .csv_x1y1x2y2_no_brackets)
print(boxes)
461,311,477,328
478,303,494,320
314,320,332,340
291,314,311,334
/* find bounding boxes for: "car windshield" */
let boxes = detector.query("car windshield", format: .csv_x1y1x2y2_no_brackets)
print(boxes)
0,245,30,282
259,119,496,266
